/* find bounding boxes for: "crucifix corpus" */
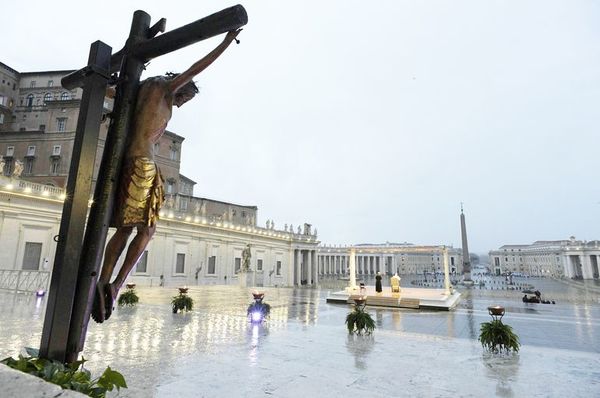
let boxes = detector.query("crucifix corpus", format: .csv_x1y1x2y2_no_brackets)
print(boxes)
40,5,248,363
95,29,241,323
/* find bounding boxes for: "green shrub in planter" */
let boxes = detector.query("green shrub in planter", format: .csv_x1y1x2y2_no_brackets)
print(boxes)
346,303,375,335
479,320,521,353
117,288,139,307
1,347,126,398
172,293,194,313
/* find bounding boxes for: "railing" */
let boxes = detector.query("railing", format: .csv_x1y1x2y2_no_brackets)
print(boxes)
0,269,50,293
0,175,65,199
159,207,318,242
16,179,64,196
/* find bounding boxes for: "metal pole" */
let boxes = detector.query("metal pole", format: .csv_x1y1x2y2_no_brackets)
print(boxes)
40,41,111,362
64,11,151,363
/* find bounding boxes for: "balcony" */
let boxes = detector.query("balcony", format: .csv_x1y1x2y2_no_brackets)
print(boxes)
0,175,65,199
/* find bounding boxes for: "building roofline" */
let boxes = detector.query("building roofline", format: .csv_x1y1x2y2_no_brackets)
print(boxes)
0,62,19,75
193,196,258,210
19,69,76,76
179,174,196,184
164,130,185,142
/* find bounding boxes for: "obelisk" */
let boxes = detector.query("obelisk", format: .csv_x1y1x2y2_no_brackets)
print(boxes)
460,203,472,282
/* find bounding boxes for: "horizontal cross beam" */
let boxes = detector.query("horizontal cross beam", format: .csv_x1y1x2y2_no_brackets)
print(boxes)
62,4,247,90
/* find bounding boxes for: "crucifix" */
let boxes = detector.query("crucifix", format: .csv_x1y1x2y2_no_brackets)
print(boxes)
39,5,248,364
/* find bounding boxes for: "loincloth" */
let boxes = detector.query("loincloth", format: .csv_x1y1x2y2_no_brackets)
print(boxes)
111,157,164,228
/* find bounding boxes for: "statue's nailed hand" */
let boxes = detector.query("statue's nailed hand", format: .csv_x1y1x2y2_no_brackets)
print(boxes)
225,29,242,44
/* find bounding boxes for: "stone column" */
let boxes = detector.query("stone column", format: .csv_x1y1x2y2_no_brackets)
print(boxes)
318,255,322,276
563,255,572,278
361,256,365,275
307,249,313,285
295,249,301,286
372,256,375,274
331,255,334,275
360,256,364,275
581,255,592,279
313,251,319,285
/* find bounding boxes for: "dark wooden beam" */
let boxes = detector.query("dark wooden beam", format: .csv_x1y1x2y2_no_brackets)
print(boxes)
40,40,112,362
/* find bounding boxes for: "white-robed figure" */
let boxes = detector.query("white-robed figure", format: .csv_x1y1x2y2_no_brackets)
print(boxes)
391,273,401,293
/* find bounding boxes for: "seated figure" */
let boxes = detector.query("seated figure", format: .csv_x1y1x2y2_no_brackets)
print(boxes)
391,273,401,293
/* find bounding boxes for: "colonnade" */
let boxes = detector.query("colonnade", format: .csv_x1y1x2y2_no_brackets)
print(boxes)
293,248,318,286
564,254,600,279
317,254,395,276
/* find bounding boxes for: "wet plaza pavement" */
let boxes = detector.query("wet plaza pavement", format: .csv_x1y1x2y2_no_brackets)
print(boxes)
1,276,599,397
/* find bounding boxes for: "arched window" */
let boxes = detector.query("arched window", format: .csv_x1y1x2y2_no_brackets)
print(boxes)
44,93,52,104
60,92,70,101
26,94,34,107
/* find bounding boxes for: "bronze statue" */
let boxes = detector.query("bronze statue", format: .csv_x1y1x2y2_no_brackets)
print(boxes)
92,29,241,323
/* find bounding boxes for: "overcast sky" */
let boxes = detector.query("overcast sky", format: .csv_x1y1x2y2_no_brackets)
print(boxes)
4,1,600,253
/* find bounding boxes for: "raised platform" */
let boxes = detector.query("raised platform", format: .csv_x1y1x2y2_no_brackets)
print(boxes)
326,285,461,310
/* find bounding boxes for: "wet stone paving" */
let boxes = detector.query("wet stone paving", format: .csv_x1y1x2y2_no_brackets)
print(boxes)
1,276,599,397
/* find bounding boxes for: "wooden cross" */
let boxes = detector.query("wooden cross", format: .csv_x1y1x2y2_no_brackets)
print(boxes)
40,5,248,363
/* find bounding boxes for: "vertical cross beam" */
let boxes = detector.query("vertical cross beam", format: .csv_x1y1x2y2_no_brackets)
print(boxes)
40,41,112,362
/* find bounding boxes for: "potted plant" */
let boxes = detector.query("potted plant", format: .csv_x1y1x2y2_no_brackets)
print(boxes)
479,306,520,353
172,288,193,313
117,284,139,307
345,297,375,335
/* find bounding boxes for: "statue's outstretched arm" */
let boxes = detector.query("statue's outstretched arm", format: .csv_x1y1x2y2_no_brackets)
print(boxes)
169,29,241,94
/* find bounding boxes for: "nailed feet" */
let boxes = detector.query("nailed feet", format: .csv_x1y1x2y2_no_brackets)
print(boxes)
104,283,118,321
91,282,118,323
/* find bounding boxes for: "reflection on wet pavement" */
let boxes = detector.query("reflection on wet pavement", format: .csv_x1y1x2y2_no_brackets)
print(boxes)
0,278,598,397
